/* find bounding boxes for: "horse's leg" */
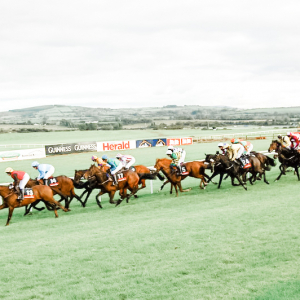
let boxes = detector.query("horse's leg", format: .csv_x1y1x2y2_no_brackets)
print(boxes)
235,175,247,190
70,188,84,207
206,172,218,185
263,171,269,184
177,181,191,193
82,188,93,207
6,206,15,226
109,191,117,204
0,203,7,210
159,179,170,192
51,187,69,207
275,165,285,181
231,175,240,186
218,173,224,189
95,191,104,209
295,167,300,181
44,197,70,214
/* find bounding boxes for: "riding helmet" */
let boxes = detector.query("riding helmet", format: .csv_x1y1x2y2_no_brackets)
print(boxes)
102,154,108,160
166,150,172,155
31,161,39,167
5,167,13,173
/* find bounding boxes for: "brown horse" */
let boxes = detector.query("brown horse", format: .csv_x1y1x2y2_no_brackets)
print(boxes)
268,140,300,181
83,165,156,206
0,185,69,226
26,176,83,211
154,158,207,197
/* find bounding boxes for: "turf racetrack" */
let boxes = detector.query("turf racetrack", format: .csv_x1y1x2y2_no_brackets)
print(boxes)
1,136,300,299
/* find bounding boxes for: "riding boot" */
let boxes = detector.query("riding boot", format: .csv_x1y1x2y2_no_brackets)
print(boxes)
19,189,24,202
176,166,181,175
44,179,48,186
112,174,118,186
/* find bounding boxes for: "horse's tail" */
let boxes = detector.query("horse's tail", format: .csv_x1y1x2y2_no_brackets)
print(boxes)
138,173,157,180
156,172,165,181
265,155,276,167
73,180,88,189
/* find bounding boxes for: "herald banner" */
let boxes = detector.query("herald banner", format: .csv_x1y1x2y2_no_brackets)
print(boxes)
0,148,46,162
97,140,136,152
136,138,167,148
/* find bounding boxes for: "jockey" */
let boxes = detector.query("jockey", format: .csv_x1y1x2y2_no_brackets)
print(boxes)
167,145,186,167
5,167,30,201
231,138,253,155
91,155,106,168
31,161,55,186
115,153,136,170
287,132,300,150
277,134,291,149
228,143,246,167
218,143,229,155
166,149,181,174
101,154,121,185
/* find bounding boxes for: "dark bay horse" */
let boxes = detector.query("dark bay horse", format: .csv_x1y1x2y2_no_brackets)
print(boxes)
268,140,300,181
83,165,156,206
154,158,207,197
0,185,69,226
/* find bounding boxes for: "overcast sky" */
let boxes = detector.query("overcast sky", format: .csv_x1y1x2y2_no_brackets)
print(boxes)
1,0,300,112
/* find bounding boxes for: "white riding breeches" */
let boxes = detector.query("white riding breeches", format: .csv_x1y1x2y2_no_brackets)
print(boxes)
236,147,244,159
246,144,253,155
44,166,55,179
125,158,135,169
178,151,186,165
111,164,123,175
19,173,30,189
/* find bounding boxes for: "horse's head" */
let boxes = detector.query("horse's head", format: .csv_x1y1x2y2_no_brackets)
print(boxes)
74,170,86,183
268,140,280,153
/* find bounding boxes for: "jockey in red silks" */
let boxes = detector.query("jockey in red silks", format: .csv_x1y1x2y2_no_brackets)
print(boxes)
287,132,300,150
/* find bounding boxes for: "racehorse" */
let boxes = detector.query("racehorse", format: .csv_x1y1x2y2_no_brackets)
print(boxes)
25,176,83,214
73,169,98,207
83,164,156,206
268,140,300,181
154,158,207,197
0,185,69,226
251,151,276,181
210,153,270,189
204,153,229,189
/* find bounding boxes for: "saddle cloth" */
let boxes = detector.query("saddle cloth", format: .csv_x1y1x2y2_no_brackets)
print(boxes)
24,188,34,198
48,177,59,186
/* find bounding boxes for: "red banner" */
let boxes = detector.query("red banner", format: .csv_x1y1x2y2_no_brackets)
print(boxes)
181,137,193,145
167,137,193,146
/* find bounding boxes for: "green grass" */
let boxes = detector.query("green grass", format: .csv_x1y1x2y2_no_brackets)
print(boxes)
1,133,300,299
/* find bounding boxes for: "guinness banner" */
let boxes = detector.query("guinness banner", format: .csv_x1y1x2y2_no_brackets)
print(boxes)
46,141,97,155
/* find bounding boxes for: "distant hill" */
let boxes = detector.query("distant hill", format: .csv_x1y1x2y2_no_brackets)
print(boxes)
0,105,299,130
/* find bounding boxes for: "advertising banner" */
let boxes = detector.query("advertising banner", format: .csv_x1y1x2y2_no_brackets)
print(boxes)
97,140,136,152
136,138,167,148
167,137,193,146
0,148,46,162
46,141,97,155
167,138,181,147
181,137,193,145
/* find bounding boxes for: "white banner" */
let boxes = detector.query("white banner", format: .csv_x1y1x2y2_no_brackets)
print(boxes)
0,148,46,162
97,140,136,152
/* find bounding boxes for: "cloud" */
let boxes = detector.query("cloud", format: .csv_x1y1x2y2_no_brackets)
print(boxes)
0,0,300,111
